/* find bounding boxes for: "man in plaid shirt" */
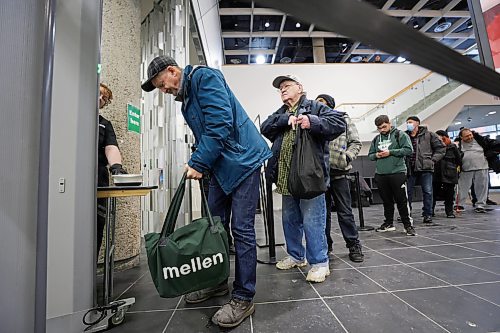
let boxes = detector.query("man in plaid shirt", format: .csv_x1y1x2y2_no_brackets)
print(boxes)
316,94,364,262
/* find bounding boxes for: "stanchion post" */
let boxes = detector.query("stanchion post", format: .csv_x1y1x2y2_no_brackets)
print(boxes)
354,171,374,231
257,177,278,264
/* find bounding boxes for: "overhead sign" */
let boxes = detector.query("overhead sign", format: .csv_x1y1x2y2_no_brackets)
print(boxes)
127,104,141,134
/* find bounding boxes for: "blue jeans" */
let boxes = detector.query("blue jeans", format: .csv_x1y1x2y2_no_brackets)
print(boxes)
282,194,328,266
407,171,433,217
208,169,260,301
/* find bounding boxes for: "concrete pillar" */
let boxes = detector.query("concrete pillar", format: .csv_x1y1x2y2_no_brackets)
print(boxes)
312,37,326,63
100,0,142,268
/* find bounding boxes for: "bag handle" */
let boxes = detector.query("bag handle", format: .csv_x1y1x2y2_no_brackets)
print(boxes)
160,173,215,238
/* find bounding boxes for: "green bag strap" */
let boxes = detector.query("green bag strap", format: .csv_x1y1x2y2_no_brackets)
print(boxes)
160,173,215,238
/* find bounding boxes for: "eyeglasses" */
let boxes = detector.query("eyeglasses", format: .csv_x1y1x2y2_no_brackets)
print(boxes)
99,95,111,106
277,83,298,93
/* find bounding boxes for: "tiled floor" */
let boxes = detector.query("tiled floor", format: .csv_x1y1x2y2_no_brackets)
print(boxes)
105,200,500,332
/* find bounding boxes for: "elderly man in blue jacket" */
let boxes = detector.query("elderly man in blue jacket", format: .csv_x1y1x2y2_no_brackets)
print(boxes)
261,75,346,283
142,56,272,328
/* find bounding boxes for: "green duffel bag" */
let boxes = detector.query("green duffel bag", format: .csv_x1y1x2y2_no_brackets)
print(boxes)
145,173,229,298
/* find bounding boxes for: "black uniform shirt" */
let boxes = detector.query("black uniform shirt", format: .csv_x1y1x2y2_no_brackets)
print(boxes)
98,115,119,186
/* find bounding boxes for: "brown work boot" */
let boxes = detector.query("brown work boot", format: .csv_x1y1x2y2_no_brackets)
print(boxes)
184,283,229,304
211,298,255,328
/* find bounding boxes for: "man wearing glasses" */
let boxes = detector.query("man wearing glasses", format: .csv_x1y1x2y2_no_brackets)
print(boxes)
368,115,415,236
261,75,345,283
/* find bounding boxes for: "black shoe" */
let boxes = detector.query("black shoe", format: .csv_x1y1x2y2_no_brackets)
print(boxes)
486,199,497,205
431,212,435,217
446,213,456,218
405,226,416,236
423,216,432,224
185,283,229,304
474,207,487,213
348,244,364,263
376,222,396,232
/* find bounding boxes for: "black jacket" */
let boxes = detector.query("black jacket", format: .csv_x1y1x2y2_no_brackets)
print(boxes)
406,126,445,173
434,144,461,184
260,95,346,184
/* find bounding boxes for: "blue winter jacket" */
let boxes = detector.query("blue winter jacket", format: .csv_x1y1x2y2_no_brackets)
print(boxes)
260,95,346,186
180,65,272,194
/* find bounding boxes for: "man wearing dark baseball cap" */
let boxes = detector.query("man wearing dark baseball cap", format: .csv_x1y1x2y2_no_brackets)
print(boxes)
141,56,272,328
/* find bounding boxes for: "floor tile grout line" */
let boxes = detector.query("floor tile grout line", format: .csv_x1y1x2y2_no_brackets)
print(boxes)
364,247,500,309
420,226,498,240
296,267,349,333
361,230,500,265
413,233,499,256
412,245,500,277
333,254,452,333
126,280,500,315
113,271,147,301
249,312,254,333
388,280,500,293
368,232,500,275
162,295,184,333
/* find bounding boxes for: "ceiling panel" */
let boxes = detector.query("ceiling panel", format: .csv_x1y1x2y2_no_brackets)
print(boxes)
218,0,477,65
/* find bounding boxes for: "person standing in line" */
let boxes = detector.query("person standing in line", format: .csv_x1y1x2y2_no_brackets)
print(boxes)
369,115,416,236
405,116,445,224
141,56,272,328
315,94,364,262
96,83,127,254
456,128,500,213
261,75,345,283
432,130,461,218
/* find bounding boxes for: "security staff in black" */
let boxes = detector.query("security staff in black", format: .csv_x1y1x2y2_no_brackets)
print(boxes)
97,83,127,254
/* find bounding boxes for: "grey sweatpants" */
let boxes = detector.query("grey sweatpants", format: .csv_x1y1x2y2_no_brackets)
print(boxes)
457,169,489,207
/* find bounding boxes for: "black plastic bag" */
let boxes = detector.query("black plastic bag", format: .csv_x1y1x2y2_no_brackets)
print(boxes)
288,127,326,199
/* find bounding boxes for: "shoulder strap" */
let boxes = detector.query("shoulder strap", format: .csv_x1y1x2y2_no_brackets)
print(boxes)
395,130,401,147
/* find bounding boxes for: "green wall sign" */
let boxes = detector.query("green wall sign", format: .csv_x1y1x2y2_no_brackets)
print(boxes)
127,104,141,134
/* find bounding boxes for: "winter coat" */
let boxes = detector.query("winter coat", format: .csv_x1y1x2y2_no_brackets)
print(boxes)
406,126,445,173
329,113,362,176
434,144,461,184
368,127,413,175
260,95,346,186
181,65,272,194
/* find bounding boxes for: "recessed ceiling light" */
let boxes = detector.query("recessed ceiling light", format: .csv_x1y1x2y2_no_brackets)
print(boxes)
397,56,406,63
264,21,270,28
413,22,419,29
230,58,241,64
280,57,292,63
455,121,462,125
350,55,363,63
234,23,238,27
434,21,452,33
295,22,301,28
488,111,497,115
255,55,266,64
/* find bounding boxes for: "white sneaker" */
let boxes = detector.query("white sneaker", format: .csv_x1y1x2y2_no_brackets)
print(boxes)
306,265,330,283
276,256,307,270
